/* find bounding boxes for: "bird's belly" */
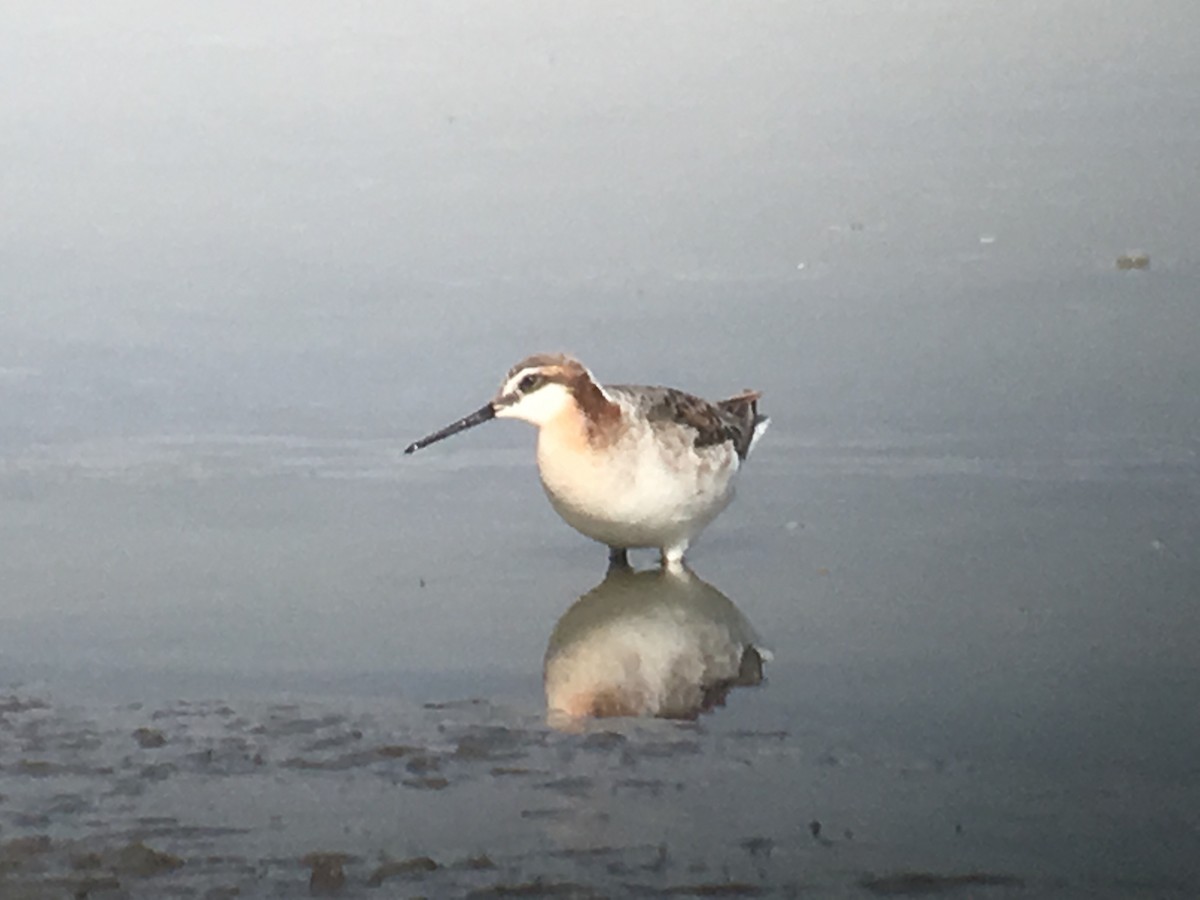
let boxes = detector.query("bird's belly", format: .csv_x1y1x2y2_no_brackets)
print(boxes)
536,436,737,548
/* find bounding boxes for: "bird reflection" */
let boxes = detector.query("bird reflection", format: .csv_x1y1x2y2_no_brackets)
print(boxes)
544,563,768,722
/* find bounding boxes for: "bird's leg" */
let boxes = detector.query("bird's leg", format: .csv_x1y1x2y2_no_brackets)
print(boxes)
660,541,687,573
607,547,630,570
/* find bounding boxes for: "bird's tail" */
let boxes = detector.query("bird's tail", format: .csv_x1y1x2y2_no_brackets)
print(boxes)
718,390,770,460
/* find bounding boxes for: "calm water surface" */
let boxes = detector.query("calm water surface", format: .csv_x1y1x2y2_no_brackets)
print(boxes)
3,2,1199,896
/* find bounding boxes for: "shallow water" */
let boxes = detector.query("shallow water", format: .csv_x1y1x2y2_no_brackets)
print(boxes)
3,418,1197,896
4,2,1200,897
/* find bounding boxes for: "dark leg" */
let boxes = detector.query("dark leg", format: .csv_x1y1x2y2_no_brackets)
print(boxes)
608,547,630,569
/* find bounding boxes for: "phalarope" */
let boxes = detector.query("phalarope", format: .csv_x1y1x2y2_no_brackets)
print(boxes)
404,354,769,568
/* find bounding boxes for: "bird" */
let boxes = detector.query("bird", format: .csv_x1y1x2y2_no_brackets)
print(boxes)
404,353,769,568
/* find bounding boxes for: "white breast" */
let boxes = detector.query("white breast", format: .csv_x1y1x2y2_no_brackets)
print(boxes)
535,413,739,550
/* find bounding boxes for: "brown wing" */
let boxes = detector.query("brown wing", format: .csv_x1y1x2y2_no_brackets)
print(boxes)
617,386,763,458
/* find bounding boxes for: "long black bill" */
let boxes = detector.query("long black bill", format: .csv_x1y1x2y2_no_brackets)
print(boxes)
404,403,496,454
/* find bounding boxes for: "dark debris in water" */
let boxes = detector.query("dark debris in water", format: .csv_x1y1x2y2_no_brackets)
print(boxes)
1116,252,1150,270
455,726,534,761
132,726,167,748
646,883,770,896
861,871,1025,895
280,749,389,771
0,835,183,898
366,854,439,885
1,834,54,869
457,854,497,871
0,695,50,714
0,688,1046,898
613,777,682,796
466,878,606,898
303,851,350,894
111,841,185,877
537,775,595,797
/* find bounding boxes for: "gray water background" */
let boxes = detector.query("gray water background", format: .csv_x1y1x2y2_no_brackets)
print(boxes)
2,2,1198,896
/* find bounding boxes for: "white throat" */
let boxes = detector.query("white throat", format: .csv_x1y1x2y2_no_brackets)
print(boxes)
495,382,575,426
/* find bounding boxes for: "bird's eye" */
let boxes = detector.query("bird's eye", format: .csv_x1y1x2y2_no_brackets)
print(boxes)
518,374,541,392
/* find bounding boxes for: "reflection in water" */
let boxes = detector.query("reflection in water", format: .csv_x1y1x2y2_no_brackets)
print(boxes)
544,564,768,721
